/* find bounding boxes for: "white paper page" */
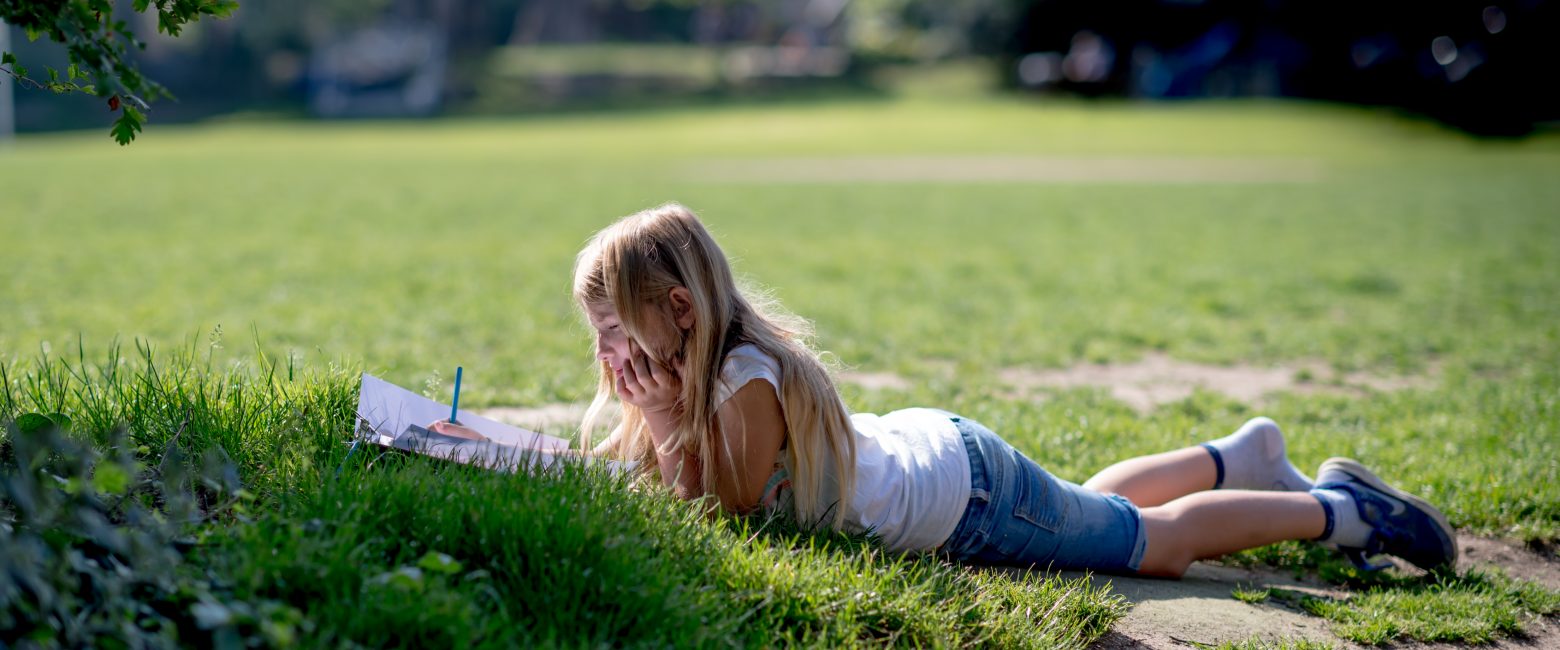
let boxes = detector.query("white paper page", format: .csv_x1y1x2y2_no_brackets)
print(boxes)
355,373,569,452
354,373,637,476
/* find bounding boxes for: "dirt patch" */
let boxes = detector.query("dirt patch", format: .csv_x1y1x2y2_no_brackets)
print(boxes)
837,370,913,391
1051,562,1351,649
474,371,916,429
481,355,1436,426
1000,353,1438,412
477,403,596,432
683,156,1325,184
1459,534,1560,591
1069,534,1560,650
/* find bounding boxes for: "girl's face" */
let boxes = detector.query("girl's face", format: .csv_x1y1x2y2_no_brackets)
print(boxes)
586,301,678,384
584,289,695,381
585,301,638,383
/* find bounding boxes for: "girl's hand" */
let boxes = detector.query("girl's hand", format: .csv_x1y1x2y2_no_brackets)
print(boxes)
430,420,487,441
619,351,682,415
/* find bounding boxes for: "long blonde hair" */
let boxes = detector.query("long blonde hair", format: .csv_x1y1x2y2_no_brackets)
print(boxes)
574,203,857,528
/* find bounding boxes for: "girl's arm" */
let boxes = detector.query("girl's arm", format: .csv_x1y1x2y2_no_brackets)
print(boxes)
622,354,786,509
709,379,788,512
621,352,704,499
642,406,703,499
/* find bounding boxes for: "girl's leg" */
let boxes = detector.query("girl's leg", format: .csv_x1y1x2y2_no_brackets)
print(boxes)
1082,446,1216,507
1084,417,1314,507
1135,490,1325,577
1134,459,1459,578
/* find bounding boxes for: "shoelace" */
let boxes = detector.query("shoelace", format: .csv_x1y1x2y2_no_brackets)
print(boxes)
1329,483,1401,572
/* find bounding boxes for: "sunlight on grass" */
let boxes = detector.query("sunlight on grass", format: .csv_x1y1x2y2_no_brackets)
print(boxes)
4,95,1557,645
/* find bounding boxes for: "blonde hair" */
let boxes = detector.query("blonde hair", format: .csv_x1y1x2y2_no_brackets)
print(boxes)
574,203,857,528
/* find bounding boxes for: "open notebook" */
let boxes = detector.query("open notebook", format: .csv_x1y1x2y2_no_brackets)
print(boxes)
354,373,631,474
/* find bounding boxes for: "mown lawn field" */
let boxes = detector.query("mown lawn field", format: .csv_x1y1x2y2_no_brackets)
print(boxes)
2,91,1557,647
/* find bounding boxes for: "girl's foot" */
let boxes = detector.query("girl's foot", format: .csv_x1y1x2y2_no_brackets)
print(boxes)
1201,417,1314,492
1310,457,1458,572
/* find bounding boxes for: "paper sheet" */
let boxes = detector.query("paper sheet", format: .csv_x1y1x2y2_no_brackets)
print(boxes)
355,373,570,451
355,373,641,474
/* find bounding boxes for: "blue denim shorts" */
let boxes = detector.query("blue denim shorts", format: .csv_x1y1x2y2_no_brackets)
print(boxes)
939,416,1148,573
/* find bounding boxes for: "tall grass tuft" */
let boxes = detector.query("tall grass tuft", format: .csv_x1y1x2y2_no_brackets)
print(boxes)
0,336,360,502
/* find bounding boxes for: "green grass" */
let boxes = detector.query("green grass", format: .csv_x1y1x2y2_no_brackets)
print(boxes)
212,456,1125,647
3,93,1559,645
1211,637,1336,650
1230,585,1272,604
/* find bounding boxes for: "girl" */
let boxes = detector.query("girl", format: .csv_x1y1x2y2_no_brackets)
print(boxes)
435,203,1456,577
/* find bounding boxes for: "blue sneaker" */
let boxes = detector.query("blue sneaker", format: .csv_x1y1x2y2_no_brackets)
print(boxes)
1314,457,1458,572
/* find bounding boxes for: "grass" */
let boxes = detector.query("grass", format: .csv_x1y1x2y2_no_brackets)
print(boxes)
1225,542,1560,645
1230,585,1272,604
1210,637,1336,650
3,90,1559,645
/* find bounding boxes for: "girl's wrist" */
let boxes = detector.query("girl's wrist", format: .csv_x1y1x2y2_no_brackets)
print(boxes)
641,406,681,441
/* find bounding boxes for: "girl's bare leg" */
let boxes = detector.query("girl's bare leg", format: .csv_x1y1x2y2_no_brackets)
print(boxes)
1084,417,1313,507
1083,446,1216,507
1135,490,1326,577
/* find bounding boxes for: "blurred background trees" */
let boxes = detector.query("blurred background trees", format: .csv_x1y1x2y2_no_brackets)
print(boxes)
4,0,1556,138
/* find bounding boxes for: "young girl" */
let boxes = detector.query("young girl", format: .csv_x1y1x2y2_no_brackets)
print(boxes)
435,203,1456,578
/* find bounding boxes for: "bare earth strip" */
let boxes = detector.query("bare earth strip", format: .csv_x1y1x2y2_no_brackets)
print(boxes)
1063,562,1348,649
1079,533,1560,649
478,353,1432,425
682,156,1325,184
998,353,1439,412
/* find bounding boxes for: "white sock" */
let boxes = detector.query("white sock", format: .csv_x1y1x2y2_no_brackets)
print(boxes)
1311,487,1372,548
1201,417,1315,491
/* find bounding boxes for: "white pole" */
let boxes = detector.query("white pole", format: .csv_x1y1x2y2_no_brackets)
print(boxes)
0,20,15,146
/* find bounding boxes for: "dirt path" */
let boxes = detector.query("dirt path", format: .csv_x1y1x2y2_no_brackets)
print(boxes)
1072,562,1347,649
682,156,1325,184
478,354,1438,429
1072,533,1559,649
997,353,1438,413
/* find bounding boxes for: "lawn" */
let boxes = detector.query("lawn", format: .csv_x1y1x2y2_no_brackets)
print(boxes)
2,91,1557,647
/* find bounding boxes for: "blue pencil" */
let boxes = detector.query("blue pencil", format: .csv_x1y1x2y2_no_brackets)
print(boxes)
450,366,463,425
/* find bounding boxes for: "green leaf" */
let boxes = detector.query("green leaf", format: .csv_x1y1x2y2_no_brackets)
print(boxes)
93,463,132,495
111,106,144,145
1,52,15,67
369,567,425,592
134,0,151,11
47,67,59,83
207,0,239,18
45,413,72,430
417,552,463,576
68,63,81,81
15,413,54,434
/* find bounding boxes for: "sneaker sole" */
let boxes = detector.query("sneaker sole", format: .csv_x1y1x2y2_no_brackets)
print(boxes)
1319,457,1459,568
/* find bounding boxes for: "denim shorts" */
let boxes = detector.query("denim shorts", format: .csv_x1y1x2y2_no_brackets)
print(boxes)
939,416,1148,573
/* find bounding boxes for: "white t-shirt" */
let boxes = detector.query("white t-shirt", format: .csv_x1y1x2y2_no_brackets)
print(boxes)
716,344,972,552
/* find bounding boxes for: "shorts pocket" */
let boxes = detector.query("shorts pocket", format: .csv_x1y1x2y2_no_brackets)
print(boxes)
976,451,1068,565
1013,455,1066,533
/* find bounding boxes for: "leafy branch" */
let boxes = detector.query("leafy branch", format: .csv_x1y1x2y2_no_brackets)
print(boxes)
2,0,239,144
